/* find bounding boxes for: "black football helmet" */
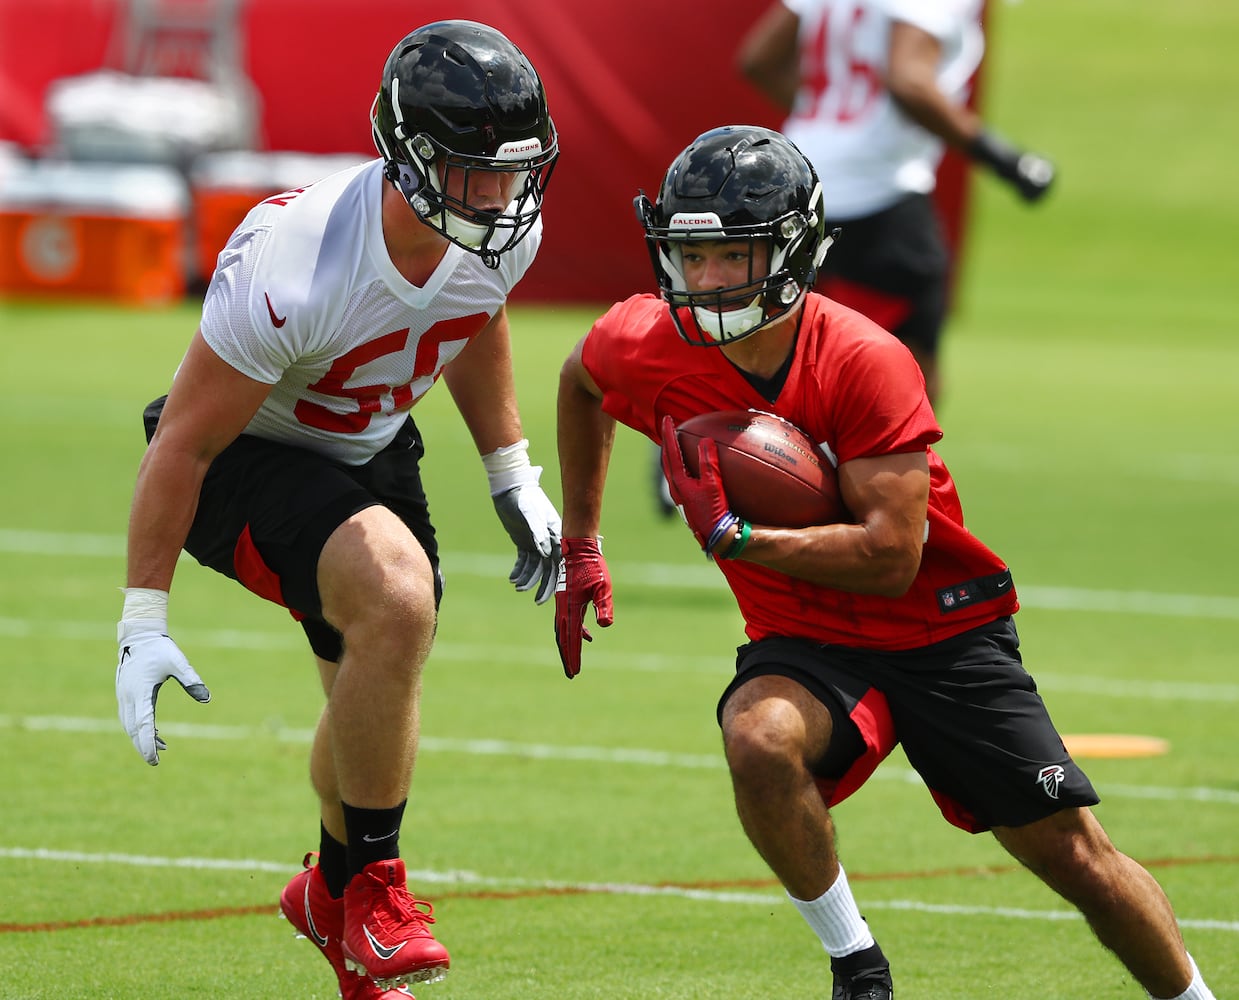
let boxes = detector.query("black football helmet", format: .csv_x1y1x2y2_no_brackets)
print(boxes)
635,125,834,346
371,20,559,268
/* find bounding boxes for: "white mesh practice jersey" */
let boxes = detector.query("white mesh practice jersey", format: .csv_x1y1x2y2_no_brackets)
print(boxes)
781,0,984,218
199,159,539,465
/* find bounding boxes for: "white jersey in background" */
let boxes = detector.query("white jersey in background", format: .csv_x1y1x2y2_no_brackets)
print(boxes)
199,159,540,465
781,0,983,218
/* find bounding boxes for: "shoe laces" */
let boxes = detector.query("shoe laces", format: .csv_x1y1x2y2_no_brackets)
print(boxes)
376,881,437,929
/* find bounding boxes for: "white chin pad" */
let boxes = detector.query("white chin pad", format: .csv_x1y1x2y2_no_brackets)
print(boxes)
443,212,491,250
693,297,765,341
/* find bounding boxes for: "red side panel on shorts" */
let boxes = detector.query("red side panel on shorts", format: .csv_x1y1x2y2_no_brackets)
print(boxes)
822,277,913,335
233,524,305,622
815,687,898,808
927,788,988,834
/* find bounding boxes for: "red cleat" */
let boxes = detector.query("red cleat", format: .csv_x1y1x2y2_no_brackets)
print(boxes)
341,859,450,990
280,854,416,1000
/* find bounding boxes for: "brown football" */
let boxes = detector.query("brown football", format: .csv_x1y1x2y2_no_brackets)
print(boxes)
672,410,843,527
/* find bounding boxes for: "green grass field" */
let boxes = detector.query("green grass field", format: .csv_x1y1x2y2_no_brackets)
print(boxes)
2,1,1237,997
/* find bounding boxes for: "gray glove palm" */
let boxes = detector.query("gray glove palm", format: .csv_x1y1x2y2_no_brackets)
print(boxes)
494,482,562,604
484,438,563,605
116,622,211,765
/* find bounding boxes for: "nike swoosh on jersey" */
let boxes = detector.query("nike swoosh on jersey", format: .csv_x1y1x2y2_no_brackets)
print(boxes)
264,292,288,328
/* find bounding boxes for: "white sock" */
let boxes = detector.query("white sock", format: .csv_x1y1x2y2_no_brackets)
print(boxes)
787,866,874,957
1148,954,1215,1000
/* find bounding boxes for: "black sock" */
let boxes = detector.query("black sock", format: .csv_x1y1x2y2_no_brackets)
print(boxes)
830,941,889,979
341,800,407,880
318,823,349,899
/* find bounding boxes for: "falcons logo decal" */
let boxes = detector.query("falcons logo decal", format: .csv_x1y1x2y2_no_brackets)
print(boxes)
1037,764,1066,799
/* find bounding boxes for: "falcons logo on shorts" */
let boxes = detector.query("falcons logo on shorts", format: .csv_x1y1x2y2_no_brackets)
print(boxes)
1037,764,1066,799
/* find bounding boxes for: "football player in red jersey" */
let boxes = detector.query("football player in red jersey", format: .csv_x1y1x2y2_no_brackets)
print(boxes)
114,21,560,999
554,126,1215,1000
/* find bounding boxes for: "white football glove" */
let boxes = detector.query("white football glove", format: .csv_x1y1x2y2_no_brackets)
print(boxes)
484,439,563,605
116,589,210,765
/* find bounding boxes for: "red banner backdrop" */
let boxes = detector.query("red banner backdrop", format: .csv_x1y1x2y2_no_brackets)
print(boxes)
0,0,979,303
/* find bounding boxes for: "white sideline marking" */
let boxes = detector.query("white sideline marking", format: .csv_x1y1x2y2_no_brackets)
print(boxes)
0,846,1234,933
5,713,1239,806
0,529,126,557
4,528,1239,620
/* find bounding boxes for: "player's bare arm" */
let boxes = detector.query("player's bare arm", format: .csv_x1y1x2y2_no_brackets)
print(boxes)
442,305,525,452
736,1,801,113
886,22,980,149
446,304,562,604
735,450,930,596
127,330,272,591
556,340,614,538
553,339,615,677
119,329,267,764
888,20,1055,202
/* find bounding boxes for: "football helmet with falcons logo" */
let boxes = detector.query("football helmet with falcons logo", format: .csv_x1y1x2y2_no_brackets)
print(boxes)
371,20,559,268
635,125,835,346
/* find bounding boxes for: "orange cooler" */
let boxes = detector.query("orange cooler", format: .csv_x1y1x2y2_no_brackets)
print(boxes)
0,161,188,305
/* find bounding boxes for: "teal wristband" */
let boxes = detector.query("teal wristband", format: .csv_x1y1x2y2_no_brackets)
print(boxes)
722,520,751,560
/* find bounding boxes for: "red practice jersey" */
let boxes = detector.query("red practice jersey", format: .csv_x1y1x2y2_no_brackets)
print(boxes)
581,292,1018,650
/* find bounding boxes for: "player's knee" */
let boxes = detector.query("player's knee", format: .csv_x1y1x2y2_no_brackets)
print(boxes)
1052,827,1122,896
354,561,436,655
319,511,436,641
723,704,810,787
1000,809,1118,893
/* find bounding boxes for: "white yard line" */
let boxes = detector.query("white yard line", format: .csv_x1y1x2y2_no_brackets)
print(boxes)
4,713,1239,806
4,612,1239,702
4,528,1239,620
0,846,1234,933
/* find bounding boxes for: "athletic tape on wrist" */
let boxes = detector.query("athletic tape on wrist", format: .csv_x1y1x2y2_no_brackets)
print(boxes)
119,587,170,640
121,587,169,621
482,438,542,495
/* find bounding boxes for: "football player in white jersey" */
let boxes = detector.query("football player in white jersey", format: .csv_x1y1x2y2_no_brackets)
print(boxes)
739,0,1054,407
114,21,559,999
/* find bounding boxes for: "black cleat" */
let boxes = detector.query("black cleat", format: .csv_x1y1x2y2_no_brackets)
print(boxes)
831,962,893,1000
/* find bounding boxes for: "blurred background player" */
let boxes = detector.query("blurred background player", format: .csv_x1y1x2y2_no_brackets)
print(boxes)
113,20,560,1000
556,125,1216,1000
652,0,1049,516
737,0,1055,407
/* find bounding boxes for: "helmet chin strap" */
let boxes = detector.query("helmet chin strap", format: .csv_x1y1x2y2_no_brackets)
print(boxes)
392,162,504,266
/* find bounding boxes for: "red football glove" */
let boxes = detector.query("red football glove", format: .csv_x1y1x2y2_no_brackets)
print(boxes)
554,536,614,679
659,414,739,554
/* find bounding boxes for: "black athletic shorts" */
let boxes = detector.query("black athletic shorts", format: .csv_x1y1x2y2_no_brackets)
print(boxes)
717,617,1099,833
818,192,949,358
143,396,442,662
